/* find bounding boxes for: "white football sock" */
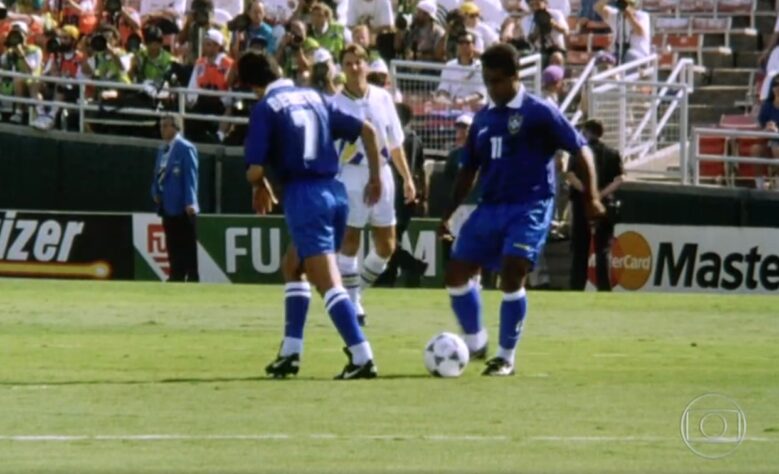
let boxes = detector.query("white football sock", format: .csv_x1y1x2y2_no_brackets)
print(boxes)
349,341,373,366
280,337,303,357
497,347,516,365
464,328,488,352
360,251,387,290
337,253,359,307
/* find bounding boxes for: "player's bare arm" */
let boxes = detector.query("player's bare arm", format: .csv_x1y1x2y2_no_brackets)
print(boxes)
390,146,417,204
246,164,278,215
360,122,383,206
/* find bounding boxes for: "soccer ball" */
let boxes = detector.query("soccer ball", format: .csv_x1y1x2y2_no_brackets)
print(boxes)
424,332,470,377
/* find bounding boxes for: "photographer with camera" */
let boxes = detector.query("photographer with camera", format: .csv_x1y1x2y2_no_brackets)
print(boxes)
460,2,497,53
184,28,232,141
228,0,276,57
398,0,443,61
178,0,217,64
274,20,314,84
595,0,650,64
1,21,43,124
99,0,142,47
130,25,175,85
31,25,83,130
520,0,568,60
80,25,131,85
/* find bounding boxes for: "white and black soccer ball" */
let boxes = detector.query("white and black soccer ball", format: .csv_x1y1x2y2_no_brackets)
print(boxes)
424,332,470,377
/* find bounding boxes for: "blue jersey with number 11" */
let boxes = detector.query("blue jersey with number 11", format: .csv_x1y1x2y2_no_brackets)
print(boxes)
244,79,363,182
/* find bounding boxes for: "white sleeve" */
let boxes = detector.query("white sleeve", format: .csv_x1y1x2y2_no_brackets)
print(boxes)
346,0,360,27
774,16,779,33
384,90,404,150
480,24,499,48
437,65,454,93
552,9,568,33
187,64,199,105
602,5,617,23
373,0,394,29
26,49,43,73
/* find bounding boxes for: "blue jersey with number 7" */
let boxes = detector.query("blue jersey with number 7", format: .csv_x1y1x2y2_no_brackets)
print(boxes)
244,79,364,183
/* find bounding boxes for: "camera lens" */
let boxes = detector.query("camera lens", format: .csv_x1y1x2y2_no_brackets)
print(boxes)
90,35,107,52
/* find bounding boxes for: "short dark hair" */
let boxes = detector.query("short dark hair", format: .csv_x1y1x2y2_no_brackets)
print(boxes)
582,119,605,138
480,43,519,77
143,25,163,44
339,43,368,64
238,50,281,88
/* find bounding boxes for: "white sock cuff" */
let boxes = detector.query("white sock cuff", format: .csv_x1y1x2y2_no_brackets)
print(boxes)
447,282,474,296
337,254,358,271
324,286,349,311
285,281,311,292
503,288,527,301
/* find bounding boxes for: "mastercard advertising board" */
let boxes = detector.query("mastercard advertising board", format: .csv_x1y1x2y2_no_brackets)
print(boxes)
587,224,779,293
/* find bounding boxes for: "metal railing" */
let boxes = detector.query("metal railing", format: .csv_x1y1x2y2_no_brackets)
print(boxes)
559,54,598,126
389,54,543,157
688,127,779,186
0,69,256,133
587,55,697,171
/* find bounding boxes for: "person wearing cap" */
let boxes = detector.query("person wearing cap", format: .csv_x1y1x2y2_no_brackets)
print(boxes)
31,25,84,130
334,43,416,326
309,47,340,96
435,32,486,108
541,64,564,106
230,0,277,57
366,57,402,102
308,2,349,60
0,21,43,123
595,0,650,64
521,0,568,59
461,1,498,52
399,0,444,61
184,27,233,141
79,24,131,88
442,113,479,261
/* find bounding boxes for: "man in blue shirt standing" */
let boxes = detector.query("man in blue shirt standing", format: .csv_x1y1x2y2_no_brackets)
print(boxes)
151,115,200,282
439,44,605,376
239,51,384,380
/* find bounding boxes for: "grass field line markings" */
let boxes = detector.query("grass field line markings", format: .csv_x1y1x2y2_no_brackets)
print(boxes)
1,434,775,443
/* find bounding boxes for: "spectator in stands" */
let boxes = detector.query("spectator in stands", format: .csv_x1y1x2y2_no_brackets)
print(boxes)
366,57,401,101
435,9,473,62
398,0,444,61
186,28,232,141
178,0,217,65
760,16,779,78
139,0,186,34
434,32,485,108
541,64,564,105
376,102,429,287
567,119,623,291
579,0,601,21
151,115,200,282
751,75,779,189
230,1,277,57
346,0,394,34
275,20,313,84
500,0,531,52
80,25,131,86
309,47,341,95
59,0,98,36
522,0,568,61
444,113,472,184
350,24,381,61
595,0,650,64
131,26,175,86
1,21,43,124
98,0,142,49
465,0,508,33
460,1,498,52
32,25,83,130
547,0,570,18
309,2,349,60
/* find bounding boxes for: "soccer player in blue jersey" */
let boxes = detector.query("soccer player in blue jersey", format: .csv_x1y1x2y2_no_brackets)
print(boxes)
239,51,384,380
439,44,606,376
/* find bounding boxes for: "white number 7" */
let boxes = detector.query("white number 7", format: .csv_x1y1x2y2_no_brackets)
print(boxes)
490,136,503,159
291,109,318,162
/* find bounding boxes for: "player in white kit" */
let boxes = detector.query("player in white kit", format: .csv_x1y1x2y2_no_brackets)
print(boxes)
334,44,416,325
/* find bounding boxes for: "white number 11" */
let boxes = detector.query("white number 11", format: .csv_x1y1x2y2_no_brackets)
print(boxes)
291,109,318,163
490,137,503,159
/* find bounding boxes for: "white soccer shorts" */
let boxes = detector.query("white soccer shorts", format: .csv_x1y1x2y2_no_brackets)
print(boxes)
339,162,396,228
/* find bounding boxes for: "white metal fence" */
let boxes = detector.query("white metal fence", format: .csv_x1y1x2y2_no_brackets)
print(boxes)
389,54,543,157
586,55,696,170
688,127,779,187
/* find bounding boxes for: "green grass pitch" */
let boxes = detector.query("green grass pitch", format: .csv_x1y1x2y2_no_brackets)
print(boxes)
0,279,777,473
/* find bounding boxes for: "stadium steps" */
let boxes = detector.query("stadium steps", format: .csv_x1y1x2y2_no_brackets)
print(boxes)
690,86,749,107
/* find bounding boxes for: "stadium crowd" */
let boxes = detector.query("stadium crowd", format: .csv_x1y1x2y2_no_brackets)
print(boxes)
0,0,656,138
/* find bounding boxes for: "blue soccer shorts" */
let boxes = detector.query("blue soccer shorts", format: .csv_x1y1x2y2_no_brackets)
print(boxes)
283,179,349,260
451,198,555,270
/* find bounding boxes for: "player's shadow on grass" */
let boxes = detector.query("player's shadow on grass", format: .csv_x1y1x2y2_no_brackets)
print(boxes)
0,374,430,386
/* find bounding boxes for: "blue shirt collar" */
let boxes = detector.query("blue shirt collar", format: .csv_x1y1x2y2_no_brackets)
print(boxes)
265,78,295,94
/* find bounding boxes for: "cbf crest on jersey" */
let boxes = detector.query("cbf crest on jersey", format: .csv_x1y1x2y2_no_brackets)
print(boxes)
508,114,523,135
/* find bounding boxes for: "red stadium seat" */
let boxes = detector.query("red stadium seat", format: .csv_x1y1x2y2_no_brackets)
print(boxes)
590,34,613,51
717,0,754,14
691,16,731,33
566,50,592,65
567,33,590,51
654,17,691,34
719,114,759,129
697,136,728,179
733,137,767,185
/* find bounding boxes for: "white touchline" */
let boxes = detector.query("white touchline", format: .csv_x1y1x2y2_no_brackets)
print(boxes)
0,434,775,443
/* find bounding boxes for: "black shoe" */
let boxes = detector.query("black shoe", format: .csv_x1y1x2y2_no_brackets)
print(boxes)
357,314,366,327
334,347,377,380
470,344,488,361
265,353,300,378
482,357,515,376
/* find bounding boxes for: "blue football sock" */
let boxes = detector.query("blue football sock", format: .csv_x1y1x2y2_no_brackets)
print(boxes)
448,282,483,338
498,288,528,364
280,282,311,356
324,287,365,348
